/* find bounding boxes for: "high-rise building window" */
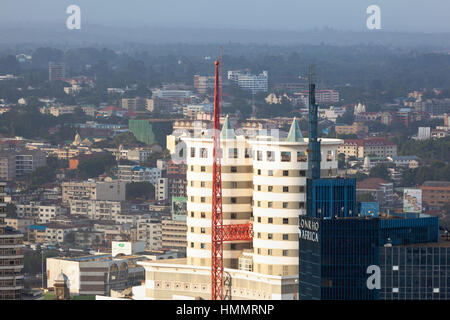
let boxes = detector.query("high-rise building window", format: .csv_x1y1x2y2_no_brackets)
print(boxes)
268,186,273,192
268,202,273,208
200,148,208,158
283,186,289,192
201,212,205,218
267,151,275,161
231,182,237,188
231,197,237,204
190,148,196,158
283,170,289,176
257,151,263,161
201,166,206,172
283,202,288,208
281,151,291,162
283,234,288,240
268,217,273,223
268,233,273,239
258,217,261,223
231,166,237,173
299,170,306,177
268,170,273,176
297,151,307,162
229,148,238,159
283,218,289,224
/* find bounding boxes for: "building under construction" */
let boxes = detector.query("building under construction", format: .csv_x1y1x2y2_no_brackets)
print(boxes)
132,62,343,300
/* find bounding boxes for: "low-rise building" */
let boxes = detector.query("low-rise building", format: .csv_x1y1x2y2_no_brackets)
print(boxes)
0,149,46,179
15,201,66,223
4,218,34,234
62,180,126,204
420,181,450,210
335,122,369,135
40,223,82,245
162,219,187,252
338,138,397,159
156,178,169,203
69,199,124,220
387,156,420,169
117,165,161,185
357,178,394,209
46,254,146,296
137,216,162,251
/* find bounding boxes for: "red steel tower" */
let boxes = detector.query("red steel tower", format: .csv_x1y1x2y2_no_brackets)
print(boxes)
210,60,253,300
211,60,224,300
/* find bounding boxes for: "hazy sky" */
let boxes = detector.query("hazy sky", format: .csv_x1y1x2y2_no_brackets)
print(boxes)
1,0,450,32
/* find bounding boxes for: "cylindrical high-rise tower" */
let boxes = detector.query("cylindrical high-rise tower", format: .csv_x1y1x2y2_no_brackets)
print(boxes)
183,118,253,268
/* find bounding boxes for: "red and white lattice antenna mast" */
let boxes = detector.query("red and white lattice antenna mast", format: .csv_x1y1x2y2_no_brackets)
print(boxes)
211,60,224,300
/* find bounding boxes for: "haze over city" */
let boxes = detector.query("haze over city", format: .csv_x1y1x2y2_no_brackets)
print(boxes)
0,0,448,307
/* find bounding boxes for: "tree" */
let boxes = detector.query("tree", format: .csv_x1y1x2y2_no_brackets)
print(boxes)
338,153,346,170
126,182,155,200
77,154,117,179
112,132,143,147
369,164,390,181
357,193,375,202
5,203,17,218
64,231,76,245
142,152,164,168
30,166,56,187
336,109,354,125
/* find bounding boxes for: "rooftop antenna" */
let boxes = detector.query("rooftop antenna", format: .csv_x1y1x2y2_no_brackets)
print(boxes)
307,66,321,180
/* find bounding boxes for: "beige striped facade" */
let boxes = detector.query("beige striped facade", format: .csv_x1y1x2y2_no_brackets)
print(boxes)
185,135,253,268
183,132,341,276
249,138,339,276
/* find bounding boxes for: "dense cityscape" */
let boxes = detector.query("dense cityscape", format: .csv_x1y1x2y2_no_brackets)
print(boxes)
0,1,449,304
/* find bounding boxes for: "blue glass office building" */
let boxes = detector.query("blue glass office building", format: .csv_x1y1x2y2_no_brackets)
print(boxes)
379,214,439,246
306,178,356,219
359,202,379,217
298,214,443,300
299,215,379,300
379,244,450,300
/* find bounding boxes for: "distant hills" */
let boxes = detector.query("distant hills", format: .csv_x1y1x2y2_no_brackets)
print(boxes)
1,23,450,50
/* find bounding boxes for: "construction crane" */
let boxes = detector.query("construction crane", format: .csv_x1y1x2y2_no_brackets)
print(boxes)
211,60,253,300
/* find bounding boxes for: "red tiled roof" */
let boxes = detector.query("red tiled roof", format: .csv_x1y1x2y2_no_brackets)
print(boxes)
100,106,122,111
357,178,390,190
344,137,396,147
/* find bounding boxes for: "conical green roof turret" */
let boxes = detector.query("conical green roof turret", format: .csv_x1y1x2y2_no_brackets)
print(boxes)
286,117,304,142
220,115,236,139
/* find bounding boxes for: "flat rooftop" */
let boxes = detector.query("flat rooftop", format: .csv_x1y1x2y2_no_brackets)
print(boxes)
399,237,450,248
56,254,112,262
